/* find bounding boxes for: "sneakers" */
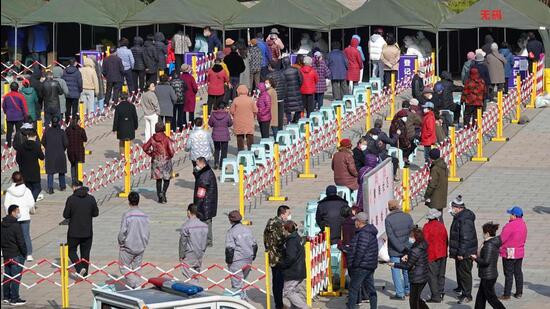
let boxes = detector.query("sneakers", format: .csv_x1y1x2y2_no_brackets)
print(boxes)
26,255,33,262
458,296,472,304
79,268,87,277
36,193,44,202
390,295,406,300
9,299,27,306
499,295,511,300
513,293,523,299
425,298,442,303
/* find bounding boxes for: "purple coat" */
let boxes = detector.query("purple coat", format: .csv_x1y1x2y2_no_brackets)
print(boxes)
313,58,331,93
256,83,272,122
208,110,233,142
356,154,379,211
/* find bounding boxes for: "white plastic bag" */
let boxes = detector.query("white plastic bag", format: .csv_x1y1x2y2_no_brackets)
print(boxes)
378,238,390,262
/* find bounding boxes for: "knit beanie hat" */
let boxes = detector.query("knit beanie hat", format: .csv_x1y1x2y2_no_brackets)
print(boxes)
450,195,465,208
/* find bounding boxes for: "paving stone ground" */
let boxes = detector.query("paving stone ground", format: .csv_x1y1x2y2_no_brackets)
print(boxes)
2,90,549,308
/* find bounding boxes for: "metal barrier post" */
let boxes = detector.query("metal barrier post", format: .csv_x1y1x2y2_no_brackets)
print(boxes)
165,122,171,136
268,143,287,201
37,117,45,174
528,62,537,109
77,162,83,182
305,241,312,307
492,90,509,142
63,244,69,308
320,227,340,297
431,52,436,86
264,252,272,309
299,123,316,179
471,108,489,162
336,106,342,143
79,101,85,125
448,126,463,182
118,140,131,197
414,58,419,74
512,74,522,124
402,167,411,212
365,88,372,131
386,72,396,120
202,104,209,129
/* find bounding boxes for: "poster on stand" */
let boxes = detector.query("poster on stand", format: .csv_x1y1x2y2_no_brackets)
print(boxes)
363,158,393,238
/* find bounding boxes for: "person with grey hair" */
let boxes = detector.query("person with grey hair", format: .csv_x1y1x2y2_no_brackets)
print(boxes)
423,208,448,303
486,42,507,99
179,203,208,284
299,56,319,117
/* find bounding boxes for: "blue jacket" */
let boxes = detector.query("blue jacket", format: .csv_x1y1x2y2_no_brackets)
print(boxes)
117,46,135,71
207,33,222,54
346,224,379,270
327,49,348,80
28,24,49,53
257,39,272,67
499,48,514,79
62,65,83,99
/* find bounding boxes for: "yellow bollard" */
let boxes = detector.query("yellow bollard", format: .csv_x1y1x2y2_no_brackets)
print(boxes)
165,122,171,136
491,90,509,142
3,82,8,94
267,143,287,201
471,108,489,162
2,83,7,133
545,68,550,94
238,164,251,225
336,106,342,143
448,126,463,182
105,46,111,57
298,123,316,179
339,251,346,292
365,88,372,131
401,167,411,212
386,72,396,120
192,56,198,80
431,51,436,86
77,162,83,182
63,244,69,308
60,243,70,308
414,58,419,74
512,75,522,124
264,252,272,309
118,140,131,197
528,61,537,109
37,118,46,174
158,69,164,77
305,241,312,307
320,227,341,297
202,104,209,129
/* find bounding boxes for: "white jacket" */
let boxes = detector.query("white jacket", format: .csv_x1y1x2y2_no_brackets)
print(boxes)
185,128,214,161
4,184,35,221
368,34,386,61
406,45,425,63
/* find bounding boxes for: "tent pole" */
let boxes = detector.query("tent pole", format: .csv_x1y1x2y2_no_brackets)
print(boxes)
247,28,251,44
477,28,480,48
446,31,450,72
396,27,399,43
53,22,56,61
118,28,121,40
222,26,226,47
289,28,292,52
341,28,344,48
136,26,139,36
436,31,439,76
504,27,507,42
79,24,82,52
14,26,18,63
368,26,371,77
457,31,461,74
328,28,332,52
183,25,185,36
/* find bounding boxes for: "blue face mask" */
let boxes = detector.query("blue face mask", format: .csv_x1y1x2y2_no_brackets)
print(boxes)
408,237,415,244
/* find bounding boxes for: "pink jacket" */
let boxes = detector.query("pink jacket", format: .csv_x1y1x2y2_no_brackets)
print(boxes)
256,83,271,122
499,218,527,259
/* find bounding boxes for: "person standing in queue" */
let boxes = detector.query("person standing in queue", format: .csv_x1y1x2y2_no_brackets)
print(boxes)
193,157,218,248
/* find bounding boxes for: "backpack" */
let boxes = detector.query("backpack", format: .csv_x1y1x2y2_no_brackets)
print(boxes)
267,39,281,60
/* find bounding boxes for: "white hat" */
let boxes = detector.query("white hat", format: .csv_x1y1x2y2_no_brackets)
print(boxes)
474,49,486,61
426,208,442,220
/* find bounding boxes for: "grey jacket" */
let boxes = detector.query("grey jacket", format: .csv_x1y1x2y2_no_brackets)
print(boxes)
185,128,214,161
179,217,208,260
118,208,150,255
140,91,160,116
385,210,414,257
226,223,258,263
52,66,69,114
155,83,177,117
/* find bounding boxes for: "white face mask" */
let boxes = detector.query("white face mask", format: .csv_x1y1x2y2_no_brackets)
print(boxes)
286,214,292,221
265,83,271,89
372,135,379,141
409,237,415,244
15,213,21,219
402,117,408,123
423,108,429,113
360,144,367,151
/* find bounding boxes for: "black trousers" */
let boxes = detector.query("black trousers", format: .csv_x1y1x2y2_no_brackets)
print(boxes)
271,265,284,309
175,54,184,75
302,94,315,117
502,258,523,296
132,70,146,91
410,282,429,309
456,258,473,298
172,104,185,132
474,278,506,309
384,70,397,88
123,69,134,93
428,257,447,301
213,141,228,167
105,81,122,106
464,106,481,127
184,112,195,126
67,236,93,275
6,120,22,147
259,121,270,139
155,179,170,197
504,78,509,94
207,95,224,115
65,98,79,123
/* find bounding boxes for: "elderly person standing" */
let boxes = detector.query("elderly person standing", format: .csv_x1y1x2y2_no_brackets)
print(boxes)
185,118,214,167
344,37,363,89
155,74,177,124
140,83,160,142
424,148,449,222
180,64,199,126
300,56,319,117
327,41,349,100
280,221,308,309
117,38,135,93
331,138,359,191
208,103,233,170
230,85,257,151
142,122,174,204
65,116,88,184
385,199,414,301
486,43,507,99
313,51,330,111
42,116,68,194
423,209,448,303
381,34,401,88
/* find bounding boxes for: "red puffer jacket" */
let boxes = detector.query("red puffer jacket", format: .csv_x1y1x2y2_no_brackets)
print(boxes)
423,219,448,262
142,132,174,160
461,67,486,107
300,65,319,95
207,64,228,96
421,110,436,146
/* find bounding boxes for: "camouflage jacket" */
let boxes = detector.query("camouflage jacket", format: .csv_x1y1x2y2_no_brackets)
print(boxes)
263,216,285,267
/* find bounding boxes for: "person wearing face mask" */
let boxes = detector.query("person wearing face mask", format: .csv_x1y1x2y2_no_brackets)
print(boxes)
390,110,411,165
388,227,429,309
264,205,292,309
192,157,218,248
352,137,369,171
423,148,449,221
279,220,308,309
42,116,68,194
1,205,28,306
332,138,359,191
316,185,349,244
471,222,505,309
420,102,436,163
142,122,175,204
355,154,379,212
448,195,478,304
185,118,214,167
369,119,400,179
423,209,448,303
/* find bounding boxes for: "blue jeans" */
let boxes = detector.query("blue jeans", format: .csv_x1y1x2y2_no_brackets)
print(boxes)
347,268,377,309
96,98,105,113
20,221,32,255
47,173,66,190
315,92,325,110
2,255,24,301
390,256,410,297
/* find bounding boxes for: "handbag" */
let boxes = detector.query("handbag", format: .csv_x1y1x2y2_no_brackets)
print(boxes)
378,238,390,262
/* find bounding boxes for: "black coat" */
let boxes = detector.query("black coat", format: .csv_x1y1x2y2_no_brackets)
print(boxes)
267,69,287,102
102,55,124,82
411,73,424,100
193,165,218,220
449,208,478,258
170,78,186,105
475,236,502,280
112,101,139,140
527,38,544,61
42,126,68,174
42,79,64,114
16,139,44,183
279,231,306,281
224,52,246,77
283,66,302,113
438,71,463,111
315,195,348,243
143,40,159,73
62,65,83,99
346,224,379,270
394,240,429,284
131,36,146,71
154,32,167,69
1,216,27,259
352,147,366,172
63,187,98,238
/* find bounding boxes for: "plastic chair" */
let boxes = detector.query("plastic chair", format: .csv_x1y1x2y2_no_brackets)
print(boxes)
350,190,358,206
250,144,268,167
285,124,301,140
259,138,275,158
237,151,256,174
320,106,336,122
308,112,325,131
342,95,357,113
387,146,405,169
220,158,238,183
297,118,312,136
331,100,346,115
304,200,321,237
353,86,366,105
335,185,352,204
276,130,295,149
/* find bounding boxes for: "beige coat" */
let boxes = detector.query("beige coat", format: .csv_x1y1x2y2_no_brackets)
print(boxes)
268,88,278,127
381,44,401,71
230,85,258,135
80,57,99,95
486,52,506,84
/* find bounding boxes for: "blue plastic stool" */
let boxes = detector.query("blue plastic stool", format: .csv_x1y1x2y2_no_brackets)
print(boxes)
276,130,295,150
331,245,342,277
353,86,366,104
342,95,357,113
350,190,358,206
237,151,256,174
320,106,336,122
285,124,301,140
297,118,312,136
259,138,275,158
331,100,346,115
336,185,352,204
304,200,321,237
250,144,268,166
220,158,238,183
308,112,325,131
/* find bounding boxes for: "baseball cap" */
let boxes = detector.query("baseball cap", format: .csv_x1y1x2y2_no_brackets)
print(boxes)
507,206,523,217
